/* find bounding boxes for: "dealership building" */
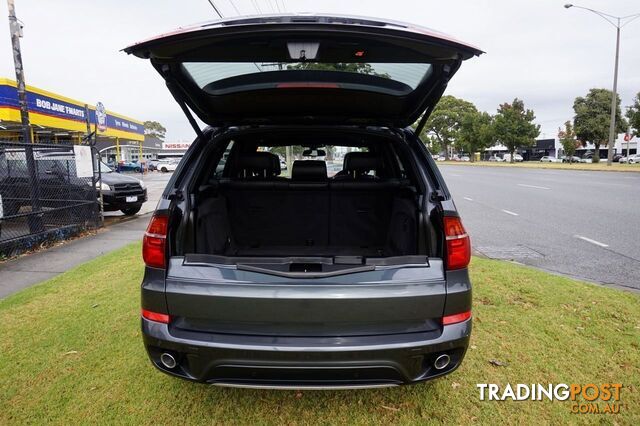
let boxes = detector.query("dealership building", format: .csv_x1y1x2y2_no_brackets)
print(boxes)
0,77,145,159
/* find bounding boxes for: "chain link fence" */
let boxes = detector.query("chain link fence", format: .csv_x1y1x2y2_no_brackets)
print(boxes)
0,140,100,258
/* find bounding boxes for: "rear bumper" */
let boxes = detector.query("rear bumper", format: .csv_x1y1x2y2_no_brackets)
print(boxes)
141,317,471,388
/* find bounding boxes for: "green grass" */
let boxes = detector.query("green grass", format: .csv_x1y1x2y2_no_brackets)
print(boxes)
439,160,640,172
1,244,638,425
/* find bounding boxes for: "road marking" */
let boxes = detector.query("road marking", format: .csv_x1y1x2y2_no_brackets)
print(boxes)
574,235,609,248
463,197,473,201
517,183,551,190
449,173,461,177
501,209,519,216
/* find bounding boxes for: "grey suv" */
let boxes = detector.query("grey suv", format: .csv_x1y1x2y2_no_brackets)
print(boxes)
126,14,480,388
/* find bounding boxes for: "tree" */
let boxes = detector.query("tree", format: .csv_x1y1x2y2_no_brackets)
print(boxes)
144,120,167,140
492,98,540,163
573,88,627,163
458,111,495,161
420,95,477,159
286,62,390,79
627,92,640,137
558,121,579,163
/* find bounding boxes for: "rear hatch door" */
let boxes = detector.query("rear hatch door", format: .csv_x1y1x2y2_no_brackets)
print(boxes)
124,14,482,127
165,256,447,337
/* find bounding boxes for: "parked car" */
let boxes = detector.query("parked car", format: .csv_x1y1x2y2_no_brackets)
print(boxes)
460,155,471,162
147,160,161,171
539,156,559,163
98,162,148,215
612,154,624,163
115,161,143,173
488,155,501,162
126,14,479,387
157,160,178,173
579,152,594,163
0,148,96,220
620,154,640,164
502,153,523,162
561,156,581,163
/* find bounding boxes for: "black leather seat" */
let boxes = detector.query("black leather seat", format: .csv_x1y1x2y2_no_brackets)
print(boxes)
333,152,381,180
291,160,328,181
235,152,279,179
197,154,416,256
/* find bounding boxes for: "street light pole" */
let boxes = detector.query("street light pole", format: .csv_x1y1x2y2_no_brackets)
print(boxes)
564,4,640,166
608,23,620,166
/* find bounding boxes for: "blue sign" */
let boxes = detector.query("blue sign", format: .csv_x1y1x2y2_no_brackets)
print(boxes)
0,82,144,136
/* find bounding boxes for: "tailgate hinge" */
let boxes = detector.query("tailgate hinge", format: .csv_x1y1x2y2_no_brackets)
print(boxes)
168,189,184,201
430,189,446,202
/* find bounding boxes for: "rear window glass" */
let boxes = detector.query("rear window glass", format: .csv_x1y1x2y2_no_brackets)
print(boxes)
256,145,369,178
183,62,432,90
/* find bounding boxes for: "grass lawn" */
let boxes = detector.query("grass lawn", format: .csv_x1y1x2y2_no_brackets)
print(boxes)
1,243,638,425
439,160,640,173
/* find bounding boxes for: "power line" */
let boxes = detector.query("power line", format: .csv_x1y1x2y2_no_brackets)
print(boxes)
206,0,224,18
273,0,281,13
227,0,241,15
251,0,262,14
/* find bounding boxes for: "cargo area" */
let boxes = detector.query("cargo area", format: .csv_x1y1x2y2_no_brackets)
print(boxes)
179,128,438,264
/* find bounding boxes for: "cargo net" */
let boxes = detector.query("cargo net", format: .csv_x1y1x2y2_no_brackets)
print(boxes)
0,140,100,257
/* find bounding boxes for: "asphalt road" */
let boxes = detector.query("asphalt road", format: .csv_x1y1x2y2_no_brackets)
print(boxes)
439,165,640,291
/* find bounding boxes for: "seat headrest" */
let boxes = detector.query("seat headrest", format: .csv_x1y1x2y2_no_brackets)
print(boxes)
343,152,381,173
291,160,327,181
270,153,282,176
237,152,277,178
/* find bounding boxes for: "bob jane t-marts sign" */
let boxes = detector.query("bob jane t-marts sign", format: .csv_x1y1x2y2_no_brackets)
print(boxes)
0,78,144,141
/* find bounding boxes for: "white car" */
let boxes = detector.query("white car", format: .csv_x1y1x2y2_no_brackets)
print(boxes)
540,156,560,163
502,153,523,162
157,160,178,173
620,154,640,164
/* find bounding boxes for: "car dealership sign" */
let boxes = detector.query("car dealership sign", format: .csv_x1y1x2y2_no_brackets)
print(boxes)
162,142,192,150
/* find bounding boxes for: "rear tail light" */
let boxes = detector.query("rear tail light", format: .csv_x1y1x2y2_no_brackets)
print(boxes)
142,214,169,268
142,308,171,324
443,216,471,270
442,310,472,325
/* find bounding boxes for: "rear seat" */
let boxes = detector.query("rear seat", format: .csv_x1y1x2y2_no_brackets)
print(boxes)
197,154,416,255
329,153,406,251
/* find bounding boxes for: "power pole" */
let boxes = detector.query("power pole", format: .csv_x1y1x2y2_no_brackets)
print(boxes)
606,23,621,166
7,0,42,232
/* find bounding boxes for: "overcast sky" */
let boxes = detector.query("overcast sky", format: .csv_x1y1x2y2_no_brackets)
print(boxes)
1,0,639,141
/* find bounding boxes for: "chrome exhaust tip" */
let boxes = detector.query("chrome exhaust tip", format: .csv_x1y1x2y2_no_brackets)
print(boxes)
160,352,177,369
434,354,451,370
